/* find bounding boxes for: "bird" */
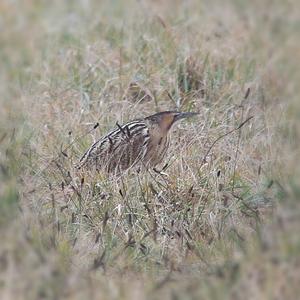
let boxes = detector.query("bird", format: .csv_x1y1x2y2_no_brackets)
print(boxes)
76,111,198,174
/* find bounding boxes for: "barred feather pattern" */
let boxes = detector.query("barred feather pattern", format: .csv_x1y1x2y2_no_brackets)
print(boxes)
76,111,197,174
77,119,155,173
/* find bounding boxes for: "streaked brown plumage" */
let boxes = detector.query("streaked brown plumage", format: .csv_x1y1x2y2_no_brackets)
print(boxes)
76,111,198,174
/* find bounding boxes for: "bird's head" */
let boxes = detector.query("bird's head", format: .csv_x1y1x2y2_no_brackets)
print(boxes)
146,111,198,132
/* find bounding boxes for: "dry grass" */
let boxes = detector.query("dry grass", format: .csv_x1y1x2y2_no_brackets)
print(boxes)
0,0,300,299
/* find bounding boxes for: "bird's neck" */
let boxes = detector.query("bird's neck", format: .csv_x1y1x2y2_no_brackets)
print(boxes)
148,123,171,144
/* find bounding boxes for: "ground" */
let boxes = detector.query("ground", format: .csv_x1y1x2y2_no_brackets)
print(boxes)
0,0,300,299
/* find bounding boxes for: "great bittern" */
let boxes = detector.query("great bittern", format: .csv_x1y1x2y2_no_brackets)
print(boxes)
76,111,198,174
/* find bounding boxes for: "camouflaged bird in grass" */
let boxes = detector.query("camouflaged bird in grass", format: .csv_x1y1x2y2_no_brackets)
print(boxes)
76,111,198,174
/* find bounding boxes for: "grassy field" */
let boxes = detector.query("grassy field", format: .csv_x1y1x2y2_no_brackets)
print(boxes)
0,0,300,299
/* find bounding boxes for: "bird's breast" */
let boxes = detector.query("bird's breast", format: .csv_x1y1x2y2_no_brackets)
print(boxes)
144,133,170,167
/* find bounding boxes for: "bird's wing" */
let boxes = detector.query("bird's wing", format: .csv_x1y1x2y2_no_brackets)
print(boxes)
76,135,111,170
76,120,150,172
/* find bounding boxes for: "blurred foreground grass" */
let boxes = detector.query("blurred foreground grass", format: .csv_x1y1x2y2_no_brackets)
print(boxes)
0,0,300,299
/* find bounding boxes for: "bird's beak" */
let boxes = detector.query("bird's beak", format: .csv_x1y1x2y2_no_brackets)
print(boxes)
174,111,198,122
